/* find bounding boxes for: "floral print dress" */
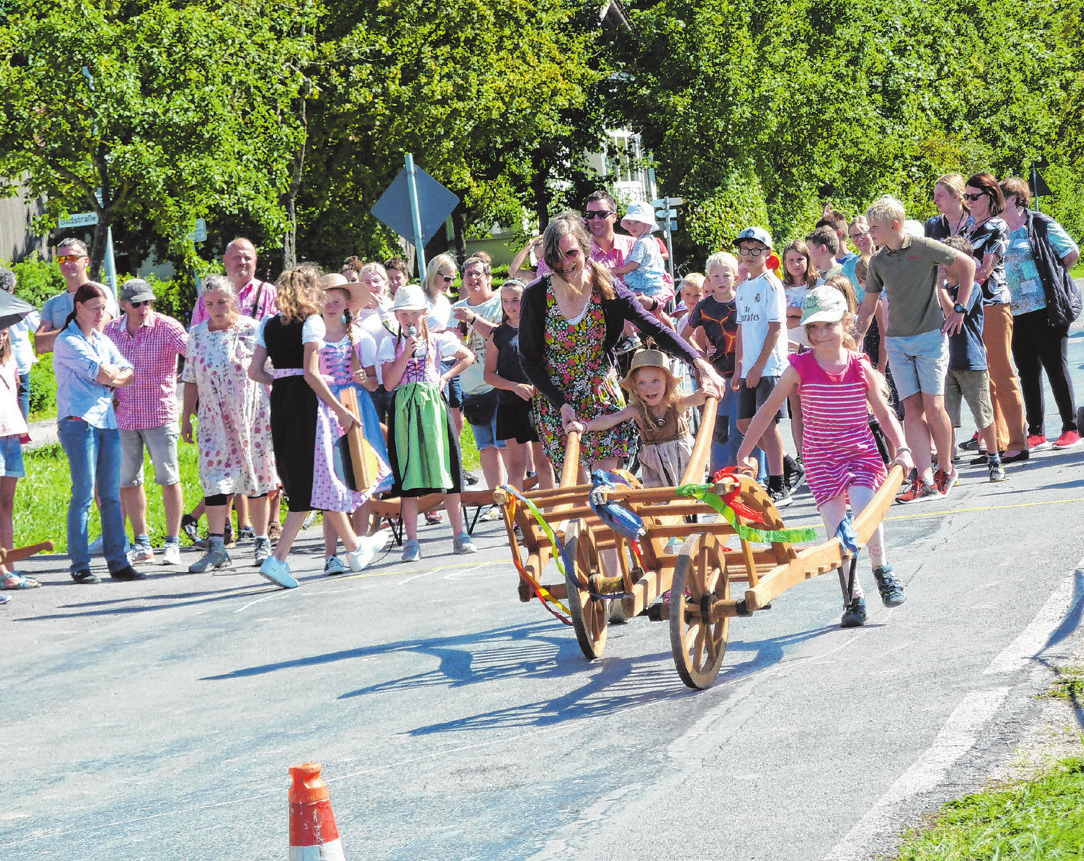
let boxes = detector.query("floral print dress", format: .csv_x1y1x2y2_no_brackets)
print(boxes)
182,318,277,497
535,284,631,474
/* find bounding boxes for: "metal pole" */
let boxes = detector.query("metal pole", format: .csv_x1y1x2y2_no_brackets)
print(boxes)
103,225,118,300
664,197,675,285
406,153,427,279
1032,163,1041,213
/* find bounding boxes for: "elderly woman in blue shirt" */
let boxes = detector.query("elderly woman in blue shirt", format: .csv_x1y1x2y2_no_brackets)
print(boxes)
55,282,144,584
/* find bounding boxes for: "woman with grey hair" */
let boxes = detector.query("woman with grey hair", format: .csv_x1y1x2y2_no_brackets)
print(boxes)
180,275,278,576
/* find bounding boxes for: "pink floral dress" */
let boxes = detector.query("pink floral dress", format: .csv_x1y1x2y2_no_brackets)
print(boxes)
535,285,631,473
182,318,277,497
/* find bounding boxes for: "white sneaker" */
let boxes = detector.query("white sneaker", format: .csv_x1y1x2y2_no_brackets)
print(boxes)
259,556,299,589
481,506,502,522
128,544,155,564
161,543,182,566
346,530,390,572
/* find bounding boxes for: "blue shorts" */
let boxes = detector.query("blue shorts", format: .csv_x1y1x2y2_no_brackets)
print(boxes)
737,375,788,422
462,390,506,451
884,330,949,399
0,434,25,477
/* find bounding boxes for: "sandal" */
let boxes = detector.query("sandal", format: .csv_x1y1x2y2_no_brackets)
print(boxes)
2,573,40,590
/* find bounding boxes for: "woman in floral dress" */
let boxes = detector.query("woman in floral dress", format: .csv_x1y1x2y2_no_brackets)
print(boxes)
181,275,277,574
518,213,724,481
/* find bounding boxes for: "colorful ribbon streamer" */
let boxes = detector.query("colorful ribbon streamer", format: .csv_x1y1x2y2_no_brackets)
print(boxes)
676,483,819,544
499,486,575,624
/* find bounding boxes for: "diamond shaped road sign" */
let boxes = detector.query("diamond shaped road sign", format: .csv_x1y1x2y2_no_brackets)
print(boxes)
372,165,459,247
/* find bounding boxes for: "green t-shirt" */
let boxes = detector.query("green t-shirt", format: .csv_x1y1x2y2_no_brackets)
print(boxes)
867,236,957,338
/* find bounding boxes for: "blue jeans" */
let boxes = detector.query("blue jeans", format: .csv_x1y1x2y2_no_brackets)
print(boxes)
710,384,767,481
16,374,29,420
58,417,127,574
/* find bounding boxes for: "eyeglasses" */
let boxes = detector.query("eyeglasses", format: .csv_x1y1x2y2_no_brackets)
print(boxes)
963,192,984,202
57,255,86,264
584,210,614,220
438,274,455,283
737,246,770,257
849,230,869,239
129,300,154,308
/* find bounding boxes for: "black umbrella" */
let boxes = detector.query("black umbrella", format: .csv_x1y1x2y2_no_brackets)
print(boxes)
0,290,34,331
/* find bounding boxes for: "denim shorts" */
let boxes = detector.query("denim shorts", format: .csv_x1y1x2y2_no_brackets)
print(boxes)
0,434,25,477
884,330,949,399
120,422,181,486
464,391,506,451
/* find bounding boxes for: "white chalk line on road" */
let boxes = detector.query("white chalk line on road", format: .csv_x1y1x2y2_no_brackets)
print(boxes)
824,686,1009,861
825,563,1084,861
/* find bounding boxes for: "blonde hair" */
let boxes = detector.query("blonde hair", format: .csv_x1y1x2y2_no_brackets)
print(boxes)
866,195,906,227
628,364,681,415
422,254,457,302
935,173,969,211
276,265,322,325
705,251,738,276
823,274,857,314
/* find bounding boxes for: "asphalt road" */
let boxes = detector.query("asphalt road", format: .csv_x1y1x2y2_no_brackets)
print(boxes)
4,329,1084,860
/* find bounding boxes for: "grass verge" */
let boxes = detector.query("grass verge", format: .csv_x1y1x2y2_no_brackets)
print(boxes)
21,426,482,554
892,755,1084,859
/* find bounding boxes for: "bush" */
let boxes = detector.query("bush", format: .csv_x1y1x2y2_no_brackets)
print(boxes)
685,166,771,261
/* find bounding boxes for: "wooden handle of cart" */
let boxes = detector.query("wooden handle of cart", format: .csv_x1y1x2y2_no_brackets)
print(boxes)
560,430,581,488
0,540,54,565
338,387,371,491
679,395,718,486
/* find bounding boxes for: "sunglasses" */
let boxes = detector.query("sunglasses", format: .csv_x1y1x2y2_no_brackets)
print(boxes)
57,254,86,264
963,192,984,202
129,300,154,308
584,210,614,220
438,274,455,283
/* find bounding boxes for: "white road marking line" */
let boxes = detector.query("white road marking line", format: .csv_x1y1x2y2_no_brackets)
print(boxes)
984,568,1082,675
825,686,1009,861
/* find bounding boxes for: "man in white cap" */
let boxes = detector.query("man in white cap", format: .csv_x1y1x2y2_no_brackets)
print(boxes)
105,279,189,565
34,238,118,354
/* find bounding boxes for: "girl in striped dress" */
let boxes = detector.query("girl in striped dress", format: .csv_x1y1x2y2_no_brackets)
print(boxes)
736,286,913,628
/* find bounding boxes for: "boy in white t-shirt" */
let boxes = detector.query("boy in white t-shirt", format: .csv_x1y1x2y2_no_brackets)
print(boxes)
731,226,797,506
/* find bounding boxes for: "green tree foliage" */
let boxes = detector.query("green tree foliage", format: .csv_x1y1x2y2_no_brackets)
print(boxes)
294,0,603,264
0,0,314,276
610,0,1082,258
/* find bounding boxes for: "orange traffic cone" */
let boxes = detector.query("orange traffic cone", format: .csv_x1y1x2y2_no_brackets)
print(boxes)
289,762,346,860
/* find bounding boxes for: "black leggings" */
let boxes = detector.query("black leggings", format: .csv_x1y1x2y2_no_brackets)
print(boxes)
1011,309,1077,436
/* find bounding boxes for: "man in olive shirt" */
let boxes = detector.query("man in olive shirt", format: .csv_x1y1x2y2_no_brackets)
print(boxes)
856,196,976,503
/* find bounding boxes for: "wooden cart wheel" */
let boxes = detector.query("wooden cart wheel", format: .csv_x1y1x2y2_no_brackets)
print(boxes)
669,532,730,689
563,519,609,661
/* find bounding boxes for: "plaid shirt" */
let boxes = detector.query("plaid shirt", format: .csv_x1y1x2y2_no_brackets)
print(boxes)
104,313,188,430
189,278,278,326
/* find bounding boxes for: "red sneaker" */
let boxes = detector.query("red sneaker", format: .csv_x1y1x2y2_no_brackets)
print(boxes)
1053,430,1082,450
896,477,938,504
1027,433,1050,451
933,466,958,497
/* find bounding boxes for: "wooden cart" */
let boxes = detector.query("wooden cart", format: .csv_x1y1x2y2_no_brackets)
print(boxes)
494,400,903,690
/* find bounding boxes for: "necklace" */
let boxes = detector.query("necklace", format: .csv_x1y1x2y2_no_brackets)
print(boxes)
952,210,969,236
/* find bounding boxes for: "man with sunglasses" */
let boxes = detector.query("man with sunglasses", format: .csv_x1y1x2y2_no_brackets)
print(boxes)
35,238,118,354
105,280,189,566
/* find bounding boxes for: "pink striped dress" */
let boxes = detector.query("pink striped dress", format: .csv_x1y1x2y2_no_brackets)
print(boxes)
790,350,886,507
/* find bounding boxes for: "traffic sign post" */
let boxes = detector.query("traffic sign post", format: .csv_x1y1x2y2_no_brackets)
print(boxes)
372,155,460,279
650,197,683,285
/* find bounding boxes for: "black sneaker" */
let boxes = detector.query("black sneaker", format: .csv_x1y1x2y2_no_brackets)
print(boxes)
768,485,793,507
959,433,980,451
181,513,201,545
873,565,905,607
109,565,147,581
223,522,235,547
784,458,805,491
840,597,867,627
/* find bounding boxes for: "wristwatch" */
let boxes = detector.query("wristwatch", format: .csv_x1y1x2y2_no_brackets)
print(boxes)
952,302,966,315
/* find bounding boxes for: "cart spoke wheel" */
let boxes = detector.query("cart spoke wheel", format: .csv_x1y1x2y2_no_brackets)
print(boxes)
564,520,608,660
669,532,730,689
